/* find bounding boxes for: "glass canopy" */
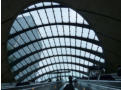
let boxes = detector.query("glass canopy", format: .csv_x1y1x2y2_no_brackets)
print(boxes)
7,1,105,82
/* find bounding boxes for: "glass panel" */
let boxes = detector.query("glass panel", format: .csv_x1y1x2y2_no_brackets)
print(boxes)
84,20,88,25
25,58,31,64
30,11,42,26
8,55,16,63
43,2,51,6
95,56,100,61
38,27,46,38
23,46,31,54
13,52,21,59
28,44,36,52
30,55,36,62
76,27,83,36
12,65,18,71
32,29,41,39
20,33,30,43
21,60,26,66
95,36,99,41
28,5,35,9
26,31,36,41
8,38,19,48
10,27,16,34
46,8,55,23
14,35,24,45
52,2,60,5
17,63,23,69
98,47,103,53
77,14,83,24
53,8,62,23
83,28,89,38
70,26,76,36
23,13,36,27
45,26,52,37
92,44,98,51
35,3,43,7
38,9,48,24
69,9,76,23
90,54,95,59
17,16,29,29
64,25,69,36
8,2,105,82
18,49,26,56
7,43,13,50
62,8,69,22
100,58,105,63
88,30,95,39
33,42,40,50
15,75,19,80
13,20,22,31
81,41,86,48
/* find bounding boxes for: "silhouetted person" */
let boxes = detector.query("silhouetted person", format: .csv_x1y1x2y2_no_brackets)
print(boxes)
73,79,78,88
56,78,59,81
63,76,74,90
117,65,121,76
48,78,51,82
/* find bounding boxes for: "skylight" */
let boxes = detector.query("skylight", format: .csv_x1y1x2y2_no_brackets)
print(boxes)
7,1,105,82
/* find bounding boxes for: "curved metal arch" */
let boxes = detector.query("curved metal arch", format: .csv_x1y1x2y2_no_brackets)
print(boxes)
9,23,92,39
22,2,121,22
10,46,103,66
14,61,90,75
18,68,88,82
16,54,101,81
8,35,100,56
37,75,85,82
13,54,103,76
21,5,67,14
29,69,88,82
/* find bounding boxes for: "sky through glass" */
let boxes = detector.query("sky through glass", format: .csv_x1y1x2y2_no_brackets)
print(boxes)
7,1,105,82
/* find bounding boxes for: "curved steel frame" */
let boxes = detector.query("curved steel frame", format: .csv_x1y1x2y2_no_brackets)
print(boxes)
37,75,86,82
8,35,100,55
9,23,92,39
29,69,88,82
18,68,88,82
14,61,90,75
16,54,103,81
7,1,105,82
21,5,67,14
13,54,103,75
10,46,103,66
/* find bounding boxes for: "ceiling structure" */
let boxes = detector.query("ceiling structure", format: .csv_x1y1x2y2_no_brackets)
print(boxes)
7,2,105,82
1,0,121,82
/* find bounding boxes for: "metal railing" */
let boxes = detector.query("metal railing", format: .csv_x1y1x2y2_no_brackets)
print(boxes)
2,81,62,90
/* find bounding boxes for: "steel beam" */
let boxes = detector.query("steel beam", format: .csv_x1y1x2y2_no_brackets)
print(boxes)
9,23,92,39
14,61,90,75
18,69,88,82
10,46,103,66
8,36,100,56
21,5,67,14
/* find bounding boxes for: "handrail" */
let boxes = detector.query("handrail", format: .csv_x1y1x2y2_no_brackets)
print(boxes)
2,81,62,90
78,80,121,90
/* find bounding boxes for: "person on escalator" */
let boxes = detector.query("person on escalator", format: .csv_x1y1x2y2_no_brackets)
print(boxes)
63,76,74,90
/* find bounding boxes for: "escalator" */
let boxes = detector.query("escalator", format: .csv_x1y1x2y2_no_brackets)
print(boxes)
2,80,121,90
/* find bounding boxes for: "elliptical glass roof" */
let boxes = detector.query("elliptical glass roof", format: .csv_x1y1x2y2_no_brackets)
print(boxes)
7,1,105,82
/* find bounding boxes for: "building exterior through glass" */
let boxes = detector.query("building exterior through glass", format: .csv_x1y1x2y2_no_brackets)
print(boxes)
7,1,105,82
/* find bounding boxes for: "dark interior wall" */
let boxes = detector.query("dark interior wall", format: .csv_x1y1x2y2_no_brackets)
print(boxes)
80,11,121,73
1,0,121,82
